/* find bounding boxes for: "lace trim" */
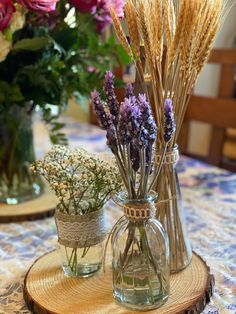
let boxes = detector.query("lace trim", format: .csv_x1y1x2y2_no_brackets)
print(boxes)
55,209,107,248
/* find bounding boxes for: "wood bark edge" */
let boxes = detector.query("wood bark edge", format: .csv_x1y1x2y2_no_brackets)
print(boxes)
183,253,215,314
23,251,57,314
0,208,55,223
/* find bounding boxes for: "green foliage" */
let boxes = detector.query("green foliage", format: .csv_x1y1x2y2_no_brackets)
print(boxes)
0,81,24,104
12,37,51,52
0,6,130,143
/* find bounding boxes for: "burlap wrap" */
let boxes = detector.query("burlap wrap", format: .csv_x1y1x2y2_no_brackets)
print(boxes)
155,146,179,165
55,209,107,249
123,202,155,221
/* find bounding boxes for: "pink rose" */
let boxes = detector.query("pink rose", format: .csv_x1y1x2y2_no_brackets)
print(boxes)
17,0,58,13
105,0,124,19
0,0,15,31
69,0,97,13
93,0,124,32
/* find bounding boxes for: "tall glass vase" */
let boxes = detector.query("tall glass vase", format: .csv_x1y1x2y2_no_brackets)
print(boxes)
0,105,43,204
155,145,192,273
112,193,170,311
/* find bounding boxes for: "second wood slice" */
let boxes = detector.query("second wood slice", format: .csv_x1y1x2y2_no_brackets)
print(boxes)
0,190,56,223
24,251,214,314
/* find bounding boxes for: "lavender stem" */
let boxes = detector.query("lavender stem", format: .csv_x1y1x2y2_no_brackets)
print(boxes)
148,143,168,193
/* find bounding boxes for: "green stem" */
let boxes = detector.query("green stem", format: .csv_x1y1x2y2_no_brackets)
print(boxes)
7,124,20,187
81,246,90,258
139,223,155,304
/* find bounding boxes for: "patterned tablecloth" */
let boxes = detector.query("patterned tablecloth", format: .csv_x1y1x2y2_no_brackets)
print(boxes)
0,117,236,314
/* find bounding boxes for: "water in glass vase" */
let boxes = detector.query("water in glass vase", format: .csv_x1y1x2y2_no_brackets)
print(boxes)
60,242,104,278
112,213,169,311
0,106,43,204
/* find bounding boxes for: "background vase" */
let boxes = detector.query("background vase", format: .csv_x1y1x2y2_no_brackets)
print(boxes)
155,146,192,273
0,106,43,204
112,193,169,311
55,208,107,278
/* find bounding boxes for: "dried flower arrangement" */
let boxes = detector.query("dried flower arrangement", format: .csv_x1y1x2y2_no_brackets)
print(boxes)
31,145,121,215
31,145,122,277
91,71,175,309
91,71,175,200
110,0,230,146
109,0,231,273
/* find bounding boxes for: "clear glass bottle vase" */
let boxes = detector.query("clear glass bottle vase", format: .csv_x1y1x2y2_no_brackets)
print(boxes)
155,145,192,273
112,193,170,311
0,105,43,204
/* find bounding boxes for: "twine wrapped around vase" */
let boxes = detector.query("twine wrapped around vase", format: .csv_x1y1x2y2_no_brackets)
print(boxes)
155,145,179,166
55,209,107,249
123,202,155,221
154,146,179,204
154,145,192,273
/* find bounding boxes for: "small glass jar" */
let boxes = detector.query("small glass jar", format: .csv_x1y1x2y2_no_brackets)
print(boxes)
60,242,104,278
55,208,107,278
111,192,170,311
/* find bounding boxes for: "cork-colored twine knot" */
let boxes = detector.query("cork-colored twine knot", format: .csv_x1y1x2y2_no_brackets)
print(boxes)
124,202,155,221
155,147,179,165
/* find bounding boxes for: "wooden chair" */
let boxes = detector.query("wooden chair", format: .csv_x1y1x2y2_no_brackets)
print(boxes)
178,49,236,171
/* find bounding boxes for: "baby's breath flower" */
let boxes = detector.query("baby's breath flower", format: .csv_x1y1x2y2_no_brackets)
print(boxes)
32,146,122,215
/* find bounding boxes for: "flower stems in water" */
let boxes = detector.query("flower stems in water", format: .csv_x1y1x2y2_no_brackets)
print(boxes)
65,246,91,275
114,222,164,304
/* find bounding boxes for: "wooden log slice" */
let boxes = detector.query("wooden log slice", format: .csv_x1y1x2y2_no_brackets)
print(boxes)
23,251,214,314
0,191,56,223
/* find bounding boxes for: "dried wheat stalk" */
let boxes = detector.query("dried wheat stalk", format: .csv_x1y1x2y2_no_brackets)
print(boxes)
110,0,231,147
109,0,232,272
109,7,134,59
124,0,140,59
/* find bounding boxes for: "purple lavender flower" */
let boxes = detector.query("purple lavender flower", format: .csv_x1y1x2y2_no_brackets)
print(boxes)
118,97,140,145
164,98,176,142
125,83,134,99
138,94,157,144
130,139,140,172
138,127,149,148
104,71,120,126
91,90,112,130
106,126,118,153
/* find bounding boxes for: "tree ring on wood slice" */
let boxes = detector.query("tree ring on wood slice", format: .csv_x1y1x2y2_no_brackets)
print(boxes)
23,250,215,314
0,190,56,223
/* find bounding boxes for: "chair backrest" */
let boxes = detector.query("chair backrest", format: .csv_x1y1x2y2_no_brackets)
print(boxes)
178,49,236,170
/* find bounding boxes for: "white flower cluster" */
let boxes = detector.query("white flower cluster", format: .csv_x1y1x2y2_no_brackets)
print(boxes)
31,145,122,215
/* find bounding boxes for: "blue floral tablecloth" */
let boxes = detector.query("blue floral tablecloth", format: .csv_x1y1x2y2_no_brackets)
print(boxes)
0,117,235,314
